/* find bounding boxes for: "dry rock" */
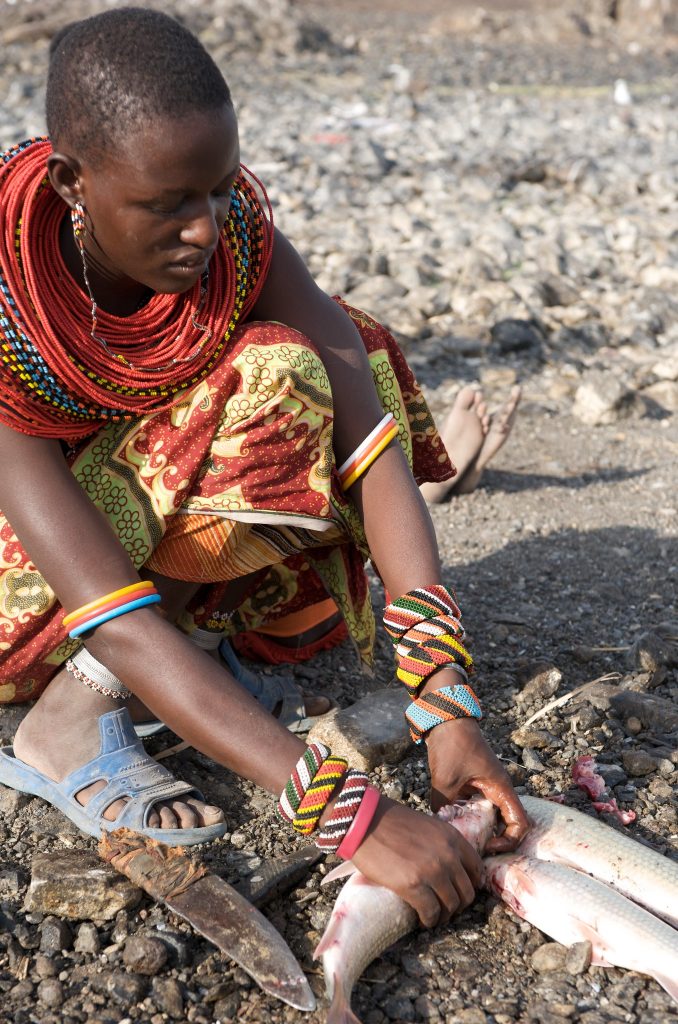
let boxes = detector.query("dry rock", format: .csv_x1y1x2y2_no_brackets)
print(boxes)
511,727,561,750
516,663,563,703
565,940,592,975
531,942,568,972
25,851,142,921
37,978,64,1008
610,689,678,733
307,687,411,771
74,922,101,954
572,371,637,426
151,977,184,1018
621,749,658,776
122,934,169,975
39,915,72,953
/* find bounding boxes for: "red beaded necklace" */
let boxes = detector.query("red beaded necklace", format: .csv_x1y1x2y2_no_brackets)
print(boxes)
0,139,273,439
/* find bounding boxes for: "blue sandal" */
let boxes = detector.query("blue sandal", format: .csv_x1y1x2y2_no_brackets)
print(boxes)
0,708,227,846
219,640,334,734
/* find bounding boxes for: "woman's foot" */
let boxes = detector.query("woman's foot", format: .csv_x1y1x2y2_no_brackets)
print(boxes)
12,668,224,832
421,384,521,502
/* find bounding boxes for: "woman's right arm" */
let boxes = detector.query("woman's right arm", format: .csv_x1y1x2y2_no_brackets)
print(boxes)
0,424,483,925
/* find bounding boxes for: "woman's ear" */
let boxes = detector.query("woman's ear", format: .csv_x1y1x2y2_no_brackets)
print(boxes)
46,151,83,208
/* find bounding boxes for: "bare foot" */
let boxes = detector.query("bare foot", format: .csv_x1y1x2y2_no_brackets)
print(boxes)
421,385,521,502
13,668,224,832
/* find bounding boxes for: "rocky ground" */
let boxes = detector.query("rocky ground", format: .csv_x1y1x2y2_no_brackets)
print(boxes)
0,1,677,1023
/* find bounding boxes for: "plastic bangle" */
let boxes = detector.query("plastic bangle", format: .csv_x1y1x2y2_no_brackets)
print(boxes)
66,588,159,632
336,785,380,860
337,413,396,482
68,593,162,638
63,580,154,626
341,424,399,490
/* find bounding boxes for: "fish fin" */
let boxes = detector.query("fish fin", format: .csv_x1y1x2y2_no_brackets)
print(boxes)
314,914,345,959
651,973,678,1005
322,861,357,885
327,976,363,1024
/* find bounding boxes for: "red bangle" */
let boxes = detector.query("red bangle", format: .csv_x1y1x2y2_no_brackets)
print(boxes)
336,785,380,860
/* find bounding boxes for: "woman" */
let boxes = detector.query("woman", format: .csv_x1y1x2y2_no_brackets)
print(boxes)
0,8,528,927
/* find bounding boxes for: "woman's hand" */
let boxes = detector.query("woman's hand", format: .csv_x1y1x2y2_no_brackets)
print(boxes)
351,795,484,928
426,717,530,854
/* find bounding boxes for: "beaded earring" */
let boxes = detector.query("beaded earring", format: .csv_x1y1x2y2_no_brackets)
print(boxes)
71,201,87,249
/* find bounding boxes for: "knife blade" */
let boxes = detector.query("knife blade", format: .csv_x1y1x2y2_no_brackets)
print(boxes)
234,844,324,907
99,829,315,1012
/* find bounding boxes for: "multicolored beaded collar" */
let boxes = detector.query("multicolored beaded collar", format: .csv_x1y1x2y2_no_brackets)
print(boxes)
0,138,274,439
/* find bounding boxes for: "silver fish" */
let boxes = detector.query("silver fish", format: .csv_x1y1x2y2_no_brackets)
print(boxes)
518,794,678,928
315,797,496,1024
485,854,678,1005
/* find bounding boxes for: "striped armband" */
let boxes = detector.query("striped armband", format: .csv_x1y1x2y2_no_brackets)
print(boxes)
276,743,330,824
338,413,399,490
315,770,371,852
405,683,482,744
292,755,349,835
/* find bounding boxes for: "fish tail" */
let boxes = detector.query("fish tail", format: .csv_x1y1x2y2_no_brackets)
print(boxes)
327,975,363,1024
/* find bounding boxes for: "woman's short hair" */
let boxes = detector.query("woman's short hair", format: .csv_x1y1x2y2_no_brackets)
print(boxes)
46,6,232,160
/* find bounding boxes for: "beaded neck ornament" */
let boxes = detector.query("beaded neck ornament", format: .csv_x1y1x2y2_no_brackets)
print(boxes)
0,138,274,440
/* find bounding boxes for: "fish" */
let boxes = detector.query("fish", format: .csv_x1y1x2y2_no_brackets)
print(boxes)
315,797,496,1024
518,794,678,928
485,854,678,1005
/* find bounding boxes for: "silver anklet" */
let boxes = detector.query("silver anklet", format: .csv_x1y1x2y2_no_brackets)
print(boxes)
190,626,225,651
67,647,131,700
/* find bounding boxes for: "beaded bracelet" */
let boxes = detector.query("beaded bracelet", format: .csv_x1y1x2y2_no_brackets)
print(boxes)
335,784,380,859
68,592,161,639
405,682,482,744
277,743,331,824
67,647,131,700
315,769,370,852
63,581,155,627
338,413,399,491
396,633,474,696
293,755,349,836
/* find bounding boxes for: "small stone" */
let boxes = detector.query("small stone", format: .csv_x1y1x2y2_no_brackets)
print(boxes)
610,689,678,733
0,787,29,815
511,726,560,750
151,977,184,1018
307,687,411,771
123,934,168,975
641,380,678,412
383,778,404,801
214,992,240,1019
9,980,34,1002
448,1010,488,1024
39,916,72,953
622,749,658,776
522,748,545,772
74,922,101,954
152,930,191,967
625,716,642,735
531,941,567,972
105,971,148,1006
415,993,439,1018
384,995,415,1021
33,954,58,979
491,318,543,353
538,274,579,307
565,940,592,975
25,851,142,921
630,630,678,672
37,978,63,1008
516,663,563,703
572,370,637,426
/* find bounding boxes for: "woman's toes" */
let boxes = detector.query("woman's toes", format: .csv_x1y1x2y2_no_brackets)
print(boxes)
454,384,477,411
101,797,127,823
169,800,198,830
158,804,179,830
186,798,225,826
147,808,161,828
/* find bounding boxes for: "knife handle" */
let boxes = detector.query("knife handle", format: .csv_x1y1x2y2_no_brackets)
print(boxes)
98,827,208,900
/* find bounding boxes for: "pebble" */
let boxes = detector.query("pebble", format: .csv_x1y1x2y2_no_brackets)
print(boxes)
104,971,148,1006
151,977,184,1018
213,992,241,1019
74,922,101,954
572,371,636,426
565,941,592,975
122,934,169,975
621,749,658,776
511,727,561,750
37,978,64,1008
516,663,563,702
39,916,73,954
531,942,568,972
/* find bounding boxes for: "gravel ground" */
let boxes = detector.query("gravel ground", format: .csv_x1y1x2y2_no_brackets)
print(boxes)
0,2,677,1023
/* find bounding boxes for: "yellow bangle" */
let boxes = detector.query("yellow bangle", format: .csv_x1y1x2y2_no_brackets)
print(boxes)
341,424,399,490
62,580,155,627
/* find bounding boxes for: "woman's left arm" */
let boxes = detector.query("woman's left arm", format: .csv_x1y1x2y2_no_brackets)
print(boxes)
253,229,529,850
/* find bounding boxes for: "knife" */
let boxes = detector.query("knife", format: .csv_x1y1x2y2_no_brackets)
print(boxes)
98,829,316,1012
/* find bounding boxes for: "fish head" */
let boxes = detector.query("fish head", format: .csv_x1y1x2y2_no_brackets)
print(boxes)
438,794,497,854
484,854,538,919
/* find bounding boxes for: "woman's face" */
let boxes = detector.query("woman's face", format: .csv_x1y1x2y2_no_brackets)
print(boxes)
73,103,240,295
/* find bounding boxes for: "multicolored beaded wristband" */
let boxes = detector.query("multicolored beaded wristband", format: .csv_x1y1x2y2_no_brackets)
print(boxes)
316,769,371,852
293,755,349,836
396,633,474,695
335,784,380,860
68,592,161,639
277,743,330,824
405,682,482,744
